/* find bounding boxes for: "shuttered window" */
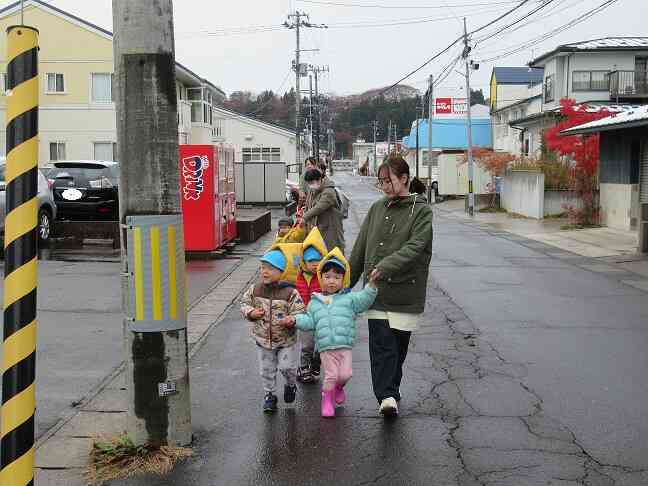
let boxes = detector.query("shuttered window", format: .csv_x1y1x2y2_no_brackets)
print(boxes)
640,141,648,204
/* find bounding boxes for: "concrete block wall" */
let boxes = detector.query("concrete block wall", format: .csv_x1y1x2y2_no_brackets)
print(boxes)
501,171,545,219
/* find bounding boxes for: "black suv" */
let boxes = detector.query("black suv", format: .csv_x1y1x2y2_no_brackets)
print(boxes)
48,161,119,221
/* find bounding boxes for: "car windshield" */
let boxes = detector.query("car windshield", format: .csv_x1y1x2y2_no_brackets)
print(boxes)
49,164,119,187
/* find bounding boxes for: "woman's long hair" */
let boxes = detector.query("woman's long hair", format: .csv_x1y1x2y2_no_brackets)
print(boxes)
378,154,426,195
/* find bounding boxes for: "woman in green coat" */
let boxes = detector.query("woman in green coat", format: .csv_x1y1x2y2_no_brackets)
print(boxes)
349,155,433,417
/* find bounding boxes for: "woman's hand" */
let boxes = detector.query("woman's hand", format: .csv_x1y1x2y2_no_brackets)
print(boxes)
368,269,381,288
249,308,265,320
279,316,296,328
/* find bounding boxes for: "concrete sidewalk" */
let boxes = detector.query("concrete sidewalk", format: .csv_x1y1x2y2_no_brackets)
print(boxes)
34,228,278,485
436,199,648,286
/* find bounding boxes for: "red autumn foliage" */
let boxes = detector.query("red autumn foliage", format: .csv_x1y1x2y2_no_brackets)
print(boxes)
543,98,610,177
464,148,516,177
543,98,611,226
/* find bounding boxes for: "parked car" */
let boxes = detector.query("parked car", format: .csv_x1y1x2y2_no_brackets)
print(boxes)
0,160,57,243
47,161,119,221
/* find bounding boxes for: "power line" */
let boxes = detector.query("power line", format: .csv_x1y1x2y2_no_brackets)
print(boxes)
475,0,621,63
297,0,531,9
242,70,294,116
473,0,560,45
474,0,589,53
372,0,533,98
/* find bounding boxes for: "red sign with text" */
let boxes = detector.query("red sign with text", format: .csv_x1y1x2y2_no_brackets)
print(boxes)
179,145,221,251
435,97,452,114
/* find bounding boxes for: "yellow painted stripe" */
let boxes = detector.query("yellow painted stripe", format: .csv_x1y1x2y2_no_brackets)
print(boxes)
5,137,38,183
1,383,35,438
2,320,36,372
4,198,37,248
6,76,38,123
133,228,145,321
7,27,38,61
167,226,177,320
150,227,163,321
3,258,37,309
0,447,34,485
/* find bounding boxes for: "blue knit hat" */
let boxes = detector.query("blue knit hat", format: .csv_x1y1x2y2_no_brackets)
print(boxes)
303,246,322,262
260,250,286,272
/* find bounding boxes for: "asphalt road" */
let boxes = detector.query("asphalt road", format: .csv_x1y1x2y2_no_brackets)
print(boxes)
0,254,241,438
113,173,648,485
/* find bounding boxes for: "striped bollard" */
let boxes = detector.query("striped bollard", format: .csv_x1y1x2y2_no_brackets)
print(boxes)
1,25,39,486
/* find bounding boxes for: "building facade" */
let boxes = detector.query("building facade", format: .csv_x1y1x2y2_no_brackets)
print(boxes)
0,0,226,164
563,106,648,237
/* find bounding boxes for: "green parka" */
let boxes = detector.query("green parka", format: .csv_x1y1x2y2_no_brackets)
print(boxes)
303,177,345,253
349,194,433,314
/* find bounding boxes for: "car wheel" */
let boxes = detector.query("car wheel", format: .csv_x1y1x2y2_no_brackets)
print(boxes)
38,209,52,242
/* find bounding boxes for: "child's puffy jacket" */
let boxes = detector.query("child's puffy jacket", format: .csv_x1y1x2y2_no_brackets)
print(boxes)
296,248,377,352
296,287,377,352
295,227,327,306
241,281,305,349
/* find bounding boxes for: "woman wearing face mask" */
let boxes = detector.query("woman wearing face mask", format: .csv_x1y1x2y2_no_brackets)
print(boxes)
349,154,433,418
302,168,345,254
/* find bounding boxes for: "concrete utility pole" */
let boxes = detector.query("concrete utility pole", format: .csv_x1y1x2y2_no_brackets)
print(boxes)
387,120,392,153
372,120,378,174
308,74,314,157
284,12,327,170
463,17,475,216
415,97,421,178
427,74,434,203
113,0,191,447
312,65,329,162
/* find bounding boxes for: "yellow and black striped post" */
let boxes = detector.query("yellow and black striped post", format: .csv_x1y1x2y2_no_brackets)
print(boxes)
1,25,39,486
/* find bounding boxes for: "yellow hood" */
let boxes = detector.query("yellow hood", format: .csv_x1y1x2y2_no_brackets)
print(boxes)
300,227,328,271
317,247,351,289
268,242,303,284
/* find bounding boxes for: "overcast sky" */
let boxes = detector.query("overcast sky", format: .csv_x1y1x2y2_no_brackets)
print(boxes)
15,0,648,97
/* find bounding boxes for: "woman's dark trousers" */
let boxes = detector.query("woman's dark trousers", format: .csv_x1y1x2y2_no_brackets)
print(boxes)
368,319,411,403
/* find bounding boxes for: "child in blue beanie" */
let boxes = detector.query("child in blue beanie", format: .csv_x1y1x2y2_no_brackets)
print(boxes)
240,249,306,413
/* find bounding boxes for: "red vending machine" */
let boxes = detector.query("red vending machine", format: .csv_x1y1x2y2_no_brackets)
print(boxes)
217,145,237,244
179,144,222,252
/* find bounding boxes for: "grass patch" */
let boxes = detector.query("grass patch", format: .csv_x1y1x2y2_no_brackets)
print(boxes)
478,207,506,213
545,212,568,219
87,435,192,486
507,212,530,219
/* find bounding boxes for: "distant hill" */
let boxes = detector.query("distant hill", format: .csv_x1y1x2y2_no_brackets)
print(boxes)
343,84,420,104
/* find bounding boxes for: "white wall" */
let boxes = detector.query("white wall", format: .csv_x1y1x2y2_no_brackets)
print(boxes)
600,183,641,230
438,153,491,196
215,114,296,168
501,171,545,219
496,85,531,111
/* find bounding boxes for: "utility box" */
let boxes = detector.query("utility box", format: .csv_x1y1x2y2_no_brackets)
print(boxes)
235,161,286,204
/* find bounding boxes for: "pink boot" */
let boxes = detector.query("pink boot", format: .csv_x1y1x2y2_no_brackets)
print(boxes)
334,384,346,405
321,390,335,418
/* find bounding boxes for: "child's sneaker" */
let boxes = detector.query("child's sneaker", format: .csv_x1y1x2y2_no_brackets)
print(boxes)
297,366,314,383
263,392,278,413
284,384,297,403
311,360,321,380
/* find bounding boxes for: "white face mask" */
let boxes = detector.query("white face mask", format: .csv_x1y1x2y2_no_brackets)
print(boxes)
308,183,321,191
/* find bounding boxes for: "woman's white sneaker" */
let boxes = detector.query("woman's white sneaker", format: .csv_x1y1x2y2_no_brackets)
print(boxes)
379,397,398,417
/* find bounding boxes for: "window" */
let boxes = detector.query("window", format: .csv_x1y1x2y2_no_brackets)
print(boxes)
49,142,66,161
421,150,438,167
91,73,114,102
242,147,281,162
572,71,609,91
544,75,554,103
214,119,225,137
93,142,117,161
46,73,65,93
